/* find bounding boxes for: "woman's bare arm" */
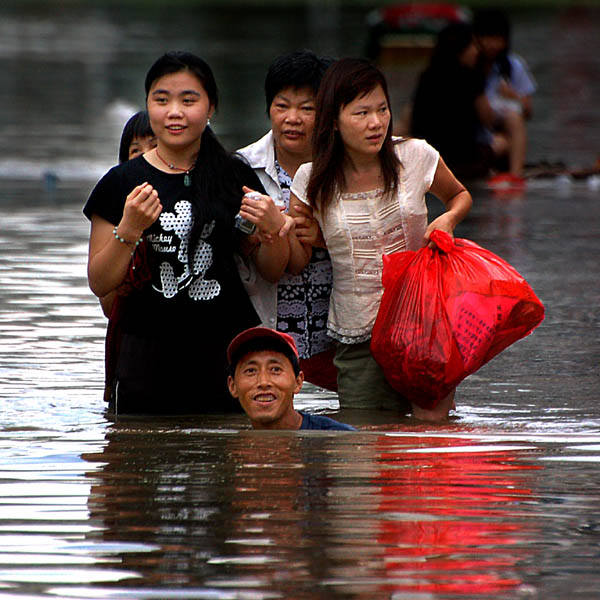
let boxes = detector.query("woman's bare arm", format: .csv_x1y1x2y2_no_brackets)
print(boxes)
426,156,473,247
88,182,161,298
286,194,314,274
239,186,290,283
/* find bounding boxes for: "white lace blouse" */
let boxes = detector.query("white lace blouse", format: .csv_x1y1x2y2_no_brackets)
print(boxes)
290,138,439,343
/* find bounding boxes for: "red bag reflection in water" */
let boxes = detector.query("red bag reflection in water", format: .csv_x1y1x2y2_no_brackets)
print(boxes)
374,434,539,596
371,230,545,409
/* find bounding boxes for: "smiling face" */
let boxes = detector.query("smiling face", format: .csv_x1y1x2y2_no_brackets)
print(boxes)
336,84,390,160
228,350,304,430
269,85,316,168
147,69,214,155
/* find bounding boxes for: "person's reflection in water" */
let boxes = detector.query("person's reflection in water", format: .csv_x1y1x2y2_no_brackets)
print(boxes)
223,431,353,598
81,420,354,595
82,422,244,587
82,425,539,596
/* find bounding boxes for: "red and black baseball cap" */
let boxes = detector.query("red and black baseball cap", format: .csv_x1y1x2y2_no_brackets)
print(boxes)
227,327,300,375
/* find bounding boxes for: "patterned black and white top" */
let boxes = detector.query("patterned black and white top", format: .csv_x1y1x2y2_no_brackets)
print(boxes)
274,160,334,359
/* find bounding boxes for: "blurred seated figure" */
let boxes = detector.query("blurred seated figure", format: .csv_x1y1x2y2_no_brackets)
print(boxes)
410,22,517,182
474,8,535,185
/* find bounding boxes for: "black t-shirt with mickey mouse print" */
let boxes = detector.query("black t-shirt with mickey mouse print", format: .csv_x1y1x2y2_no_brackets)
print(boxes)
84,155,262,413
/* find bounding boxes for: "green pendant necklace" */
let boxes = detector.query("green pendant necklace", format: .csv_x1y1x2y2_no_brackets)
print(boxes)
155,149,195,187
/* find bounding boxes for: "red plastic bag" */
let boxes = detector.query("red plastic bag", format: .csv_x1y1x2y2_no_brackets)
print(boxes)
370,230,545,409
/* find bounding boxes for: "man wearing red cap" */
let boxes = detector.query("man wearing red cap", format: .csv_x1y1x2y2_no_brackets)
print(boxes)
227,327,355,431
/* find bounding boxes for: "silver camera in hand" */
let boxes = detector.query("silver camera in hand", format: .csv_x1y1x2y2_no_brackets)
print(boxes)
234,191,262,235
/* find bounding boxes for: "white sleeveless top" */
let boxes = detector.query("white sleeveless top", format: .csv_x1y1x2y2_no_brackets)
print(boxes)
290,138,439,343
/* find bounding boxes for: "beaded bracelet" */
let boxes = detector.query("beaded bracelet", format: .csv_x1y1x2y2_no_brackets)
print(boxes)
113,227,143,269
113,226,141,246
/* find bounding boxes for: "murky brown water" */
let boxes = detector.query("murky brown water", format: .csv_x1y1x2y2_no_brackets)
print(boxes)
1,2,600,599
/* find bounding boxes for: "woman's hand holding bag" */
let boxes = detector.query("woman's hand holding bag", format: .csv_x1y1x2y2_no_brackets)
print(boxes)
371,230,545,409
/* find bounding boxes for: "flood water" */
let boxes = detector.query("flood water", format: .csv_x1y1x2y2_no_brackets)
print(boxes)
1,2,600,599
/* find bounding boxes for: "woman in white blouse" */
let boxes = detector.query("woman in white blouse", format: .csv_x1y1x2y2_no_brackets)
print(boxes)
288,57,473,421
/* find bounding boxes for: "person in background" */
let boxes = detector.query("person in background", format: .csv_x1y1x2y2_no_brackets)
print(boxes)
474,8,535,186
118,110,158,164
85,51,289,415
100,110,157,319
236,50,338,392
288,58,472,421
227,327,356,430
100,110,157,402
410,22,513,181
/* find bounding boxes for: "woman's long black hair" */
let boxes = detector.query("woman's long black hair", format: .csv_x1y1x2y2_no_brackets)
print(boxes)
145,51,250,267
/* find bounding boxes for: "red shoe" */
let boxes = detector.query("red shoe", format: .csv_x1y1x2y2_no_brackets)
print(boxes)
487,172,526,190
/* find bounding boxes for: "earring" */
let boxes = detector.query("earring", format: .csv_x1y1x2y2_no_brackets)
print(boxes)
207,118,211,126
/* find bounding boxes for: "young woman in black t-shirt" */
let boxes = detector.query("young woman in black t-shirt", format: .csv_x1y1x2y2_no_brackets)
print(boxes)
85,52,290,415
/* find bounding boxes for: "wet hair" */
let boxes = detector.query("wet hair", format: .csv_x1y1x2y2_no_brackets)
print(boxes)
264,49,333,114
473,8,512,78
144,51,251,268
229,338,300,377
118,110,154,164
307,57,400,211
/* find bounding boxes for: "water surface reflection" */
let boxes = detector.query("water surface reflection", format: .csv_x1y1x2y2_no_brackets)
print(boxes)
74,428,538,598
0,427,573,599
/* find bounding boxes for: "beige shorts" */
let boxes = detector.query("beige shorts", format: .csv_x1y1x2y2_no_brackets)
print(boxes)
334,339,411,412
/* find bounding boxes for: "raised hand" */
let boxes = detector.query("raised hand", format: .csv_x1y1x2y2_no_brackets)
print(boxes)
119,182,163,241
